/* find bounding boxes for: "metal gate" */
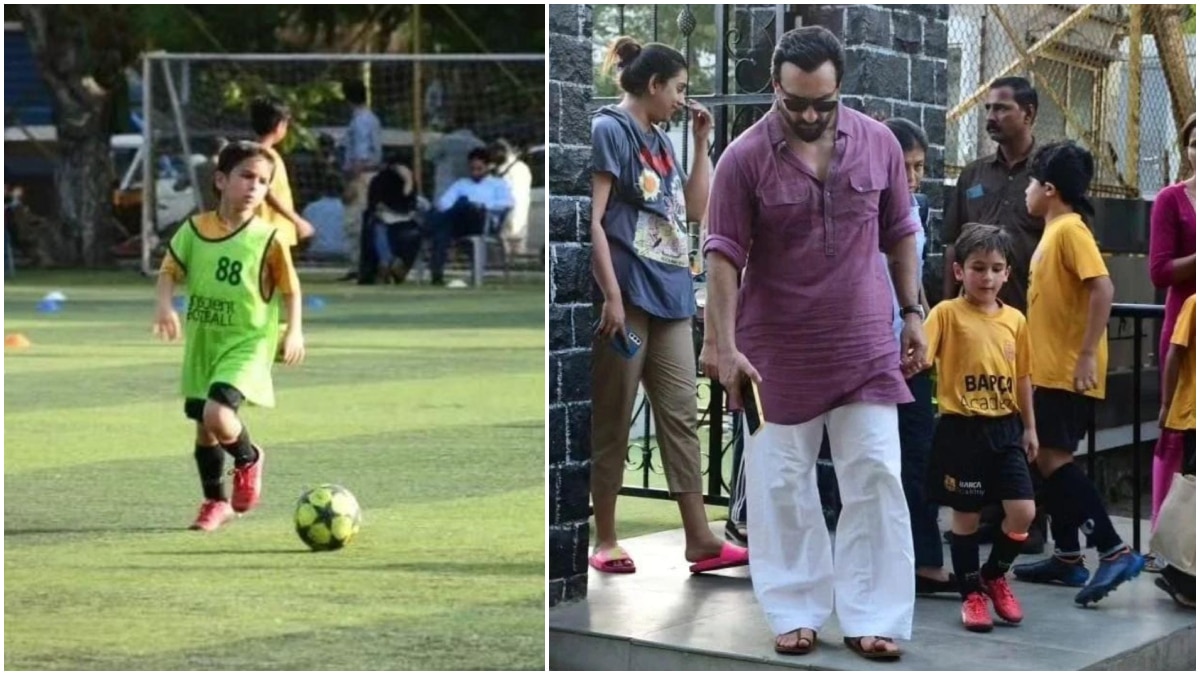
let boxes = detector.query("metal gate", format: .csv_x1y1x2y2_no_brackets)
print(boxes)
592,4,787,505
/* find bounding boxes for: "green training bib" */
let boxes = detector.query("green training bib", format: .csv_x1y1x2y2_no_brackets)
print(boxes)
169,216,281,408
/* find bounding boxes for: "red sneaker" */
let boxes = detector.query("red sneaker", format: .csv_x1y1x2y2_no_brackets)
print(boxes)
230,445,264,513
961,592,994,632
189,499,235,531
982,575,1024,623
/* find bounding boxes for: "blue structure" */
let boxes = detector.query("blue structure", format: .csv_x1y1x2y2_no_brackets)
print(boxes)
4,25,54,127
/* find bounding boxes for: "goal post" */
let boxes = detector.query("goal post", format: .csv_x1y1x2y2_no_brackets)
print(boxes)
138,51,544,275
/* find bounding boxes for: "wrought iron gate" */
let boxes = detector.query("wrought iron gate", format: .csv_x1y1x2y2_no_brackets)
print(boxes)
592,4,787,506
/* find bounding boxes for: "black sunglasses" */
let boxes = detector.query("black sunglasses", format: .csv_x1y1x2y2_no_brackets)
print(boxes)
777,93,839,114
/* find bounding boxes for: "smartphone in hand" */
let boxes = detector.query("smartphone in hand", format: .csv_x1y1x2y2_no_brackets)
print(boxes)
741,378,765,436
592,320,642,360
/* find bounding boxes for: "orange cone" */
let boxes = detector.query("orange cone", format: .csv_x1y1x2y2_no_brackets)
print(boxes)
5,333,31,349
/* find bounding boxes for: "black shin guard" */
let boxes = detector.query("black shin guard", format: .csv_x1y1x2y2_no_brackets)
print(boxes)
1047,463,1123,554
982,529,1026,579
949,531,982,598
194,444,226,501
220,428,257,467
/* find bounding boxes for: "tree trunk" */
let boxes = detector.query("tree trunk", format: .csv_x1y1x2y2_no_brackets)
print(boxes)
17,5,122,267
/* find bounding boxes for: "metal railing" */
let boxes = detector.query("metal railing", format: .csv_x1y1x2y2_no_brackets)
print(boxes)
1088,302,1166,551
620,302,1169,550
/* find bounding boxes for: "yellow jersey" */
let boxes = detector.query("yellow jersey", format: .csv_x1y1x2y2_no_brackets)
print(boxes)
925,297,1032,417
254,145,299,248
1166,295,1196,432
1027,212,1109,399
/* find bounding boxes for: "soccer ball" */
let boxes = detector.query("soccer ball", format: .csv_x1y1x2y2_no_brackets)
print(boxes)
294,484,362,551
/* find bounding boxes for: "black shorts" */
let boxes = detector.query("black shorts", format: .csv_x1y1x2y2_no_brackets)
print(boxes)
1034,387,1093,452
184,383,245,421
928,413,1034,512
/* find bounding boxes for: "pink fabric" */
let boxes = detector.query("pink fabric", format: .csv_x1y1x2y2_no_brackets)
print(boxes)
1152,432,1185,528
703,106,919,425
1148,182,1196,523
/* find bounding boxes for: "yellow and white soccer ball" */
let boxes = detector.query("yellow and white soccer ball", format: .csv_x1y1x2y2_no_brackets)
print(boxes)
294,484,362,551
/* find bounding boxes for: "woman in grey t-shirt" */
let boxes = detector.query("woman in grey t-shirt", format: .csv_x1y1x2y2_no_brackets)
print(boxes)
588,36,748,575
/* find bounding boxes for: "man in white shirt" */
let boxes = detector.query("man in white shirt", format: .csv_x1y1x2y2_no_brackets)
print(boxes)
428,147,514,285
490,139,532,256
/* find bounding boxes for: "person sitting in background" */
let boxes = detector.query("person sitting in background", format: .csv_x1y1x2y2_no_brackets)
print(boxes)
428,112,484,204
427,147,513,286
364,153,421,284
300,174,347,260
490,139,533,256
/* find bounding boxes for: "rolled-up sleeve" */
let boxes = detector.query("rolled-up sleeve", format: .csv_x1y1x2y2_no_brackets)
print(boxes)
877,134,920,253
702,148,753,269
1148,189,1180,289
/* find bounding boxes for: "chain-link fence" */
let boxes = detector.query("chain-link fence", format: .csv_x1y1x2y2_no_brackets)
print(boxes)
136,52,544,272
947,4,1195,198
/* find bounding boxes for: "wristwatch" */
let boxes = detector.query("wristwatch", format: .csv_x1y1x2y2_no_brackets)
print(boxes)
900,305,925,320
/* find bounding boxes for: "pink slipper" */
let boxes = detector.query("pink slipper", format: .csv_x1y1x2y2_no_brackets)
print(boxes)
589,546,637,574
689,541,749,574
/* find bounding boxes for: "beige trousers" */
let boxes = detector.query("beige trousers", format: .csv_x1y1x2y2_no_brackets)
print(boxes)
590,303,702,498
342,171,377,268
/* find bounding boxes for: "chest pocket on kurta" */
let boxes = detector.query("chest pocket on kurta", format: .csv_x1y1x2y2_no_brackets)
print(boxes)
838,168,888,225
754,181,808,248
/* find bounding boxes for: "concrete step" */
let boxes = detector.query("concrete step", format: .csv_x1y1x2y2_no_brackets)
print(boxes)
550,517,1196,671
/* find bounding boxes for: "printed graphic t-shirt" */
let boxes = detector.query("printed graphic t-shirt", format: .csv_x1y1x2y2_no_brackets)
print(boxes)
591,105,694,320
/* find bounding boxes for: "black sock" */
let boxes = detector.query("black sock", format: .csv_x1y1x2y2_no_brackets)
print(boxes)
220,428,258,467
1043,465,1082,555
949,531,982,599
1047,463,1123,554
982,529,1026,579
194,444,226,501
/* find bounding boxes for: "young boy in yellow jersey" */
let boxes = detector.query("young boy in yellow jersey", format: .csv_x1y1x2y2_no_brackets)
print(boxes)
250,97,315,249
923,223,1037,632
1156,293,1196,606
1011,140,1144,605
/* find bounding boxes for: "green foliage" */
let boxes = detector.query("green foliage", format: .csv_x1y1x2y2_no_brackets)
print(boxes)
592,4,719,100
213,73,345,153
132,6,286,53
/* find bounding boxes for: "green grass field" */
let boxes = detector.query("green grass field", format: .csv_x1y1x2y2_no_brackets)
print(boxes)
4,272,545,670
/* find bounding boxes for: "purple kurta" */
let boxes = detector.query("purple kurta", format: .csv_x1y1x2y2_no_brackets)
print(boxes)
703,106,920,425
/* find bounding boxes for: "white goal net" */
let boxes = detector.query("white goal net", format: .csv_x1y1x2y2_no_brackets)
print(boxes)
136,52,544,273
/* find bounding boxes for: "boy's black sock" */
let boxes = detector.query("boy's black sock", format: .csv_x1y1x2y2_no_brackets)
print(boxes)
220,428,258,467
194,444,226,501
982,529,1027,580
949,531,982,599
1042,464,1082,555
1047,463,1123,554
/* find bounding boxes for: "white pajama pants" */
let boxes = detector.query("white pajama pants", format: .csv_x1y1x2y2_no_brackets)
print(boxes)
746,402,915,639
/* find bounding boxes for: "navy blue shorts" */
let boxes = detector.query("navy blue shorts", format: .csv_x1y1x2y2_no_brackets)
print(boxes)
928,413,1034,512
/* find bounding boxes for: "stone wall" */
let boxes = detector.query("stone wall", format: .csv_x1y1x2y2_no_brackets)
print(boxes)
547,3,593,608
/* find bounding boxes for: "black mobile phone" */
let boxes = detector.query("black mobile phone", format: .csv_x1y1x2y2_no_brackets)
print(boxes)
741,378,765,436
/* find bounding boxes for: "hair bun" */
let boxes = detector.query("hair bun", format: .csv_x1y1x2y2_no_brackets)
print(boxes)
612,36,642,68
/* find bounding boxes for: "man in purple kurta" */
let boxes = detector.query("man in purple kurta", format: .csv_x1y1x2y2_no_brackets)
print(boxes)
703,27,925,659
